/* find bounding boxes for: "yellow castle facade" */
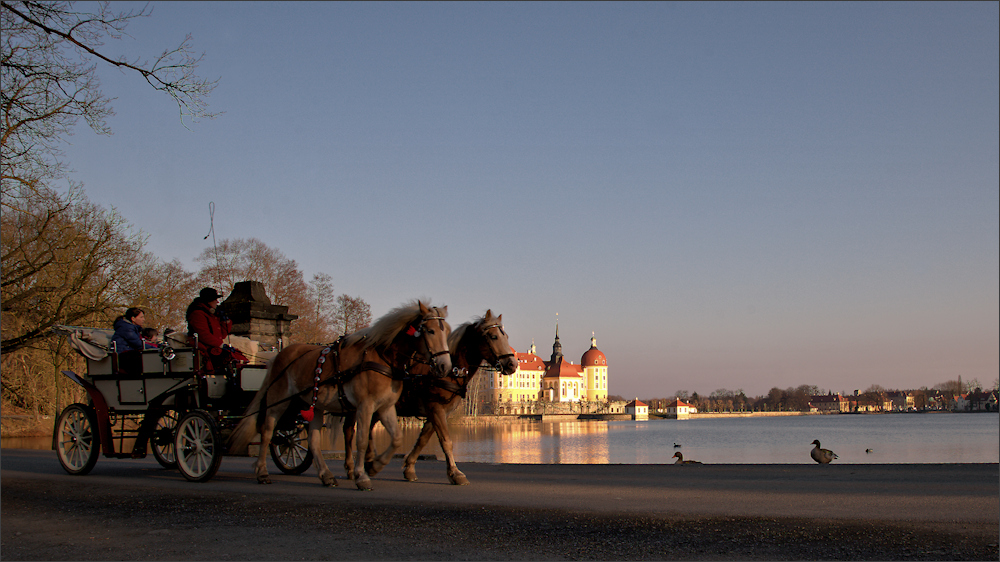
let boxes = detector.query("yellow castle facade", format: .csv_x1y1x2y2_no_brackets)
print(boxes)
485,325,609,405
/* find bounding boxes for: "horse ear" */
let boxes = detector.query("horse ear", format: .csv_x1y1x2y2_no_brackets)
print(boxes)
484,309,492,319
497,314,502,323
441,305,447,316
418,300,429,314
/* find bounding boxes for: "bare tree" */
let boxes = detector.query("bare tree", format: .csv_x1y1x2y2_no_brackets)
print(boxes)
1,187,143,354
2,0,217,351
333,294,372,336
1,1,218,210
118,256,199,332
295,272,336,343
765,387,784,411
193,237,312,339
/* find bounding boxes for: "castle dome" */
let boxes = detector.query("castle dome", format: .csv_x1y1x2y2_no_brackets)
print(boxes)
581,334,606,366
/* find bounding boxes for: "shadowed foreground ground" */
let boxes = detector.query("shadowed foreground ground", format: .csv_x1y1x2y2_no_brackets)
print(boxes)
1,449,997,560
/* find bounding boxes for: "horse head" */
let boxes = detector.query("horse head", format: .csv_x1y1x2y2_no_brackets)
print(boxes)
476,309,517,375
412,301,452,376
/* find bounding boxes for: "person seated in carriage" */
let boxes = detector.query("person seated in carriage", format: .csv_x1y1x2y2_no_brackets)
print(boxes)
110,307,146,353
141,327,161,349
186,287,246,372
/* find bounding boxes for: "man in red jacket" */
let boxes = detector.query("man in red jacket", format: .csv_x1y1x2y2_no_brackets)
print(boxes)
186,287,235,372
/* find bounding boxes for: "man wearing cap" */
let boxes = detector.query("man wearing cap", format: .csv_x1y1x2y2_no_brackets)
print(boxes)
186,287,234,372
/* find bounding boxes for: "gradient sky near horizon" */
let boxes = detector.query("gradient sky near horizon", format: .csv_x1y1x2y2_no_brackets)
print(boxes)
57,2,998,399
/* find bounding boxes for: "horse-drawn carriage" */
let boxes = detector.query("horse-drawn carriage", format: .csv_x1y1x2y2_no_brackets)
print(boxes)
51,301,516,491
50,326,312,482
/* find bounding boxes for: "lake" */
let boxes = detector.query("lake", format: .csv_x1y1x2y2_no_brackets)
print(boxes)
368,412,998,464
7,412,997,464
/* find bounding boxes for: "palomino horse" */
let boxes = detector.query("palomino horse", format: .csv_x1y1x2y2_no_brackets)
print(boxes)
343,309,516,485
230,301,450,490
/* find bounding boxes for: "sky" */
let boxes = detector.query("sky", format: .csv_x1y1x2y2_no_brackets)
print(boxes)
56,2,998,399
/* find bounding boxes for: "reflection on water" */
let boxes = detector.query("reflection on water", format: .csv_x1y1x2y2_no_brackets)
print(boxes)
6,413,999,464
361,414,1000,464
335,420,612,463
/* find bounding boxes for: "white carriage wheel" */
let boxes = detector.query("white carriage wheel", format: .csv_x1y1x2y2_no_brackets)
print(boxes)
54,403,100,475
270,425,314,475
174,410,223,482
151,410,179,469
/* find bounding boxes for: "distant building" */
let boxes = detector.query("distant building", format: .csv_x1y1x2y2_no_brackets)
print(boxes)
484,324,609,413
626,398,648,420
964,389,998,412
665,398,697,419
886,391,915,411
809,394,850,413
850,390,892,412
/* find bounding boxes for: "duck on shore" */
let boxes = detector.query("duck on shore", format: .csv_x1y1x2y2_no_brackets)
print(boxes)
673,452,702,465
810,440,838,464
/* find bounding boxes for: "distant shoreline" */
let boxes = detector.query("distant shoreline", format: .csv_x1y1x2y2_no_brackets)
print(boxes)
444,409,994,424
5,407,993,437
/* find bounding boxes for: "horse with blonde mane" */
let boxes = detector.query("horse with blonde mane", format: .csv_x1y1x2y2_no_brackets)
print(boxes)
230,300,450,490
343,309,516,485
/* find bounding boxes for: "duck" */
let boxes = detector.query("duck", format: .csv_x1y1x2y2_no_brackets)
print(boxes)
673,443,681,448
810,440,838,464
673,451,701,465
865,448,873,454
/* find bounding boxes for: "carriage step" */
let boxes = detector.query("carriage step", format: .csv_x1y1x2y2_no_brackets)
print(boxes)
320,451,439,461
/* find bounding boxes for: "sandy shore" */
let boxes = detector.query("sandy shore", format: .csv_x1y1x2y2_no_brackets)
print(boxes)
1,449,997,560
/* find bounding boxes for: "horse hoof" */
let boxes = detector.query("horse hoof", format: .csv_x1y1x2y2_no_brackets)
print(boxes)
449,474,470,486
404,469,418,482
355,480,373,491
322,476,338,487
257,476,272,485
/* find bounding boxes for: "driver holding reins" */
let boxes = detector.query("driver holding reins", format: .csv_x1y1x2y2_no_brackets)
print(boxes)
186,287,241,372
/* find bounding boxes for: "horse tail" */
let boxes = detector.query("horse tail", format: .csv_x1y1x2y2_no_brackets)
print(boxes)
229,346,313,453
228,355,278,454
229,412,258,455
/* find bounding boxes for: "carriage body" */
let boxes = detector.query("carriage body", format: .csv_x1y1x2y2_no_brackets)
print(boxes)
51,326,307,482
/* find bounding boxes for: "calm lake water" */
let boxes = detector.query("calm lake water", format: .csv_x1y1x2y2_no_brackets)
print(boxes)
8,412,997,464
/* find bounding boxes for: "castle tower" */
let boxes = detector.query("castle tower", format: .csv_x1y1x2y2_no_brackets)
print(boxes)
550,321,563,363
581,332,608,402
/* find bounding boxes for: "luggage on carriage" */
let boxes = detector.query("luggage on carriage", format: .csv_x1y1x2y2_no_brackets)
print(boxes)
50,325,313,483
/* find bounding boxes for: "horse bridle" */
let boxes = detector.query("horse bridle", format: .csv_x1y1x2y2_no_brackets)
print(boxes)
479,321,514,371
407,311,451,364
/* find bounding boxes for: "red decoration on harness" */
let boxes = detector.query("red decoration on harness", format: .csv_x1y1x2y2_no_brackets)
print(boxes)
301,406,315,422
406,325,419,337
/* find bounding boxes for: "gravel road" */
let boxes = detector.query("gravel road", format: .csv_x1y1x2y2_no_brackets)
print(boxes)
2,449,997,560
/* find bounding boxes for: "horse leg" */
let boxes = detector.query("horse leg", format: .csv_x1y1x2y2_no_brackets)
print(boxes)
308,409,337,487
368,404,403,477
351,402,375,491
340,411,356,477
364,415,380,476
253,412,278,484
403,418,438,482
430,405,468,485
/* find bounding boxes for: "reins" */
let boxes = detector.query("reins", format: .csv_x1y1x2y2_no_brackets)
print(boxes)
296,311,450,421
480,322,515,370
414,319,513,404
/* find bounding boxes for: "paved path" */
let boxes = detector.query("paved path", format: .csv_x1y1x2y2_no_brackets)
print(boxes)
2,449,997,560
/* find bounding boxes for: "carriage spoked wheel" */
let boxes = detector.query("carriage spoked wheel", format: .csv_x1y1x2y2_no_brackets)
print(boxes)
270,421,314,475
174,410,223,482
54,403,100,475
150,410,179,469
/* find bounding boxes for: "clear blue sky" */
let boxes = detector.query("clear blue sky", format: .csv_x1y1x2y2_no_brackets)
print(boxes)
59,2,998,398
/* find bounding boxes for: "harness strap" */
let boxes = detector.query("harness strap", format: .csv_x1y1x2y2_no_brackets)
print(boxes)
429,376,467,399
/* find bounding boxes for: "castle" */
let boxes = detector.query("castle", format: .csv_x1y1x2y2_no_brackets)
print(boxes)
482,324,609,414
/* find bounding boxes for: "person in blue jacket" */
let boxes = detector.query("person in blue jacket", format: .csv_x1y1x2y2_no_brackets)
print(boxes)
110,307,146,352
